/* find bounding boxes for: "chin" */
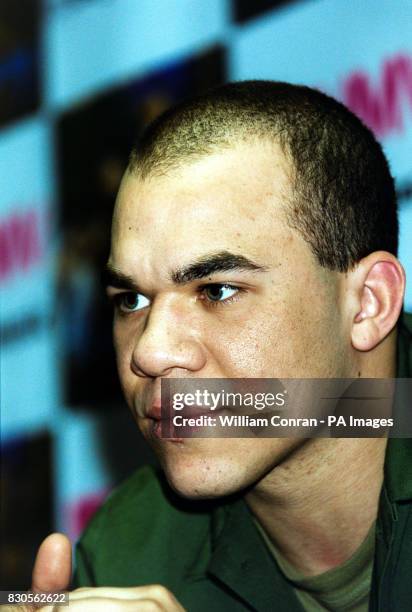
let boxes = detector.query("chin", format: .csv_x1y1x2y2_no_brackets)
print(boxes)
159,451,250,500
151,437,294,500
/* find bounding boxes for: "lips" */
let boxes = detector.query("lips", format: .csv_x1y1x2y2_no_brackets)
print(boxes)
145,400,219,441
147,402,162,420
143,401,182,441
141,387,226,441
149,401,222,420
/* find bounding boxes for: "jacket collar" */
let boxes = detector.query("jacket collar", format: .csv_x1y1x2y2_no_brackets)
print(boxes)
208,499,302,612
384,312,412,503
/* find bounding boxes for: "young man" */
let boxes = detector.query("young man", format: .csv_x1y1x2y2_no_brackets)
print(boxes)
8,82,412,611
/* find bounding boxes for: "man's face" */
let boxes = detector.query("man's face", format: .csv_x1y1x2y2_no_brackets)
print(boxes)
107,142,348,498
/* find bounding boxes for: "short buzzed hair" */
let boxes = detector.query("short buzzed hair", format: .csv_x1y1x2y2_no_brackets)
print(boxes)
129,80,398,272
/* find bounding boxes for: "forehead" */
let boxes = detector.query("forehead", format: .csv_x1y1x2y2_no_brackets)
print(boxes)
111,142,296,273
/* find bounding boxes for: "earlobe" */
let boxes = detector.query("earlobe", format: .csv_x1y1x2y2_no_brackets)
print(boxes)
351,255,405,352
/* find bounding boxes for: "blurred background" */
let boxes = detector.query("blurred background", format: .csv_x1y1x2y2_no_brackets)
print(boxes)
0,0,411,589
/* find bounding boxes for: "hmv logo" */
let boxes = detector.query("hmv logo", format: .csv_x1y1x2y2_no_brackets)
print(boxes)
0,209,44,282
342,53,412,137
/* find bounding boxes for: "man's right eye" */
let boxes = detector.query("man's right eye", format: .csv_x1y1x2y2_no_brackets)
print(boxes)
113,292,150,313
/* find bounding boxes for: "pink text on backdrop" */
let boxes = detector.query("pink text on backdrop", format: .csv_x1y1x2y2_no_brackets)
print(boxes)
0,209,44,283
342,53,412,138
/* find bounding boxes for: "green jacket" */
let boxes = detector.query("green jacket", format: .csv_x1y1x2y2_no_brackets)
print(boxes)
74,314,412,611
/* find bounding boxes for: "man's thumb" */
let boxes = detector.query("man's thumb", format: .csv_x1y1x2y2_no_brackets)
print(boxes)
31,533,72,593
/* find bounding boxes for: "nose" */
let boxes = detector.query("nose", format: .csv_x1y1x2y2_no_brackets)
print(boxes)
130,296,207,378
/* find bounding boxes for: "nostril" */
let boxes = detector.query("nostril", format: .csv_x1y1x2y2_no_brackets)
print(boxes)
130,356,153,379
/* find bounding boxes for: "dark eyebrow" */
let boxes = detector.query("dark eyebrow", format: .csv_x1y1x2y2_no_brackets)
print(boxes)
104,251,268,292
170,251,268,284
103,264,140,292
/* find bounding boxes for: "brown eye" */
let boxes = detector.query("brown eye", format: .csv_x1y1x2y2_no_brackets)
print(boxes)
203,284,238,303
116,292,150,312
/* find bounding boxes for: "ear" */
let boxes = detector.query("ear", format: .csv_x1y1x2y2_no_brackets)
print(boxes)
350,252,405,351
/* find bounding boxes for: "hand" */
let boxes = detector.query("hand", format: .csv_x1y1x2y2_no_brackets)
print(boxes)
55,585,186,610
0,533,186,611
0,532,71,611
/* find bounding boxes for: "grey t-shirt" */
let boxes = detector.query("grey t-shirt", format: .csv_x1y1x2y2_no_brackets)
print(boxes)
254,519,376,611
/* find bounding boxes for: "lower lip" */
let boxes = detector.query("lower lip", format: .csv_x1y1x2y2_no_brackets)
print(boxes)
152,419,183,443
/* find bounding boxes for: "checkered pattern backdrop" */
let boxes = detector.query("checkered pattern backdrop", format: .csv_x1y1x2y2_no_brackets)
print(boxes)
0,0,411,588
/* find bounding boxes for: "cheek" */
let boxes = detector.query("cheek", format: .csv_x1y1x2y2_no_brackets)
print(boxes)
205,312,286,376
269,288,344,377
113,324,126,365
206,292,341,378
113,322,136,397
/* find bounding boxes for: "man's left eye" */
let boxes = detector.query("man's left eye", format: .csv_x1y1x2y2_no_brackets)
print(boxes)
202,284,239,303
116,292,150,312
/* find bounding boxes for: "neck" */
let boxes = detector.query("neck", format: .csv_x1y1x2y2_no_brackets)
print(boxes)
246,436,387,577
246,339,397,576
